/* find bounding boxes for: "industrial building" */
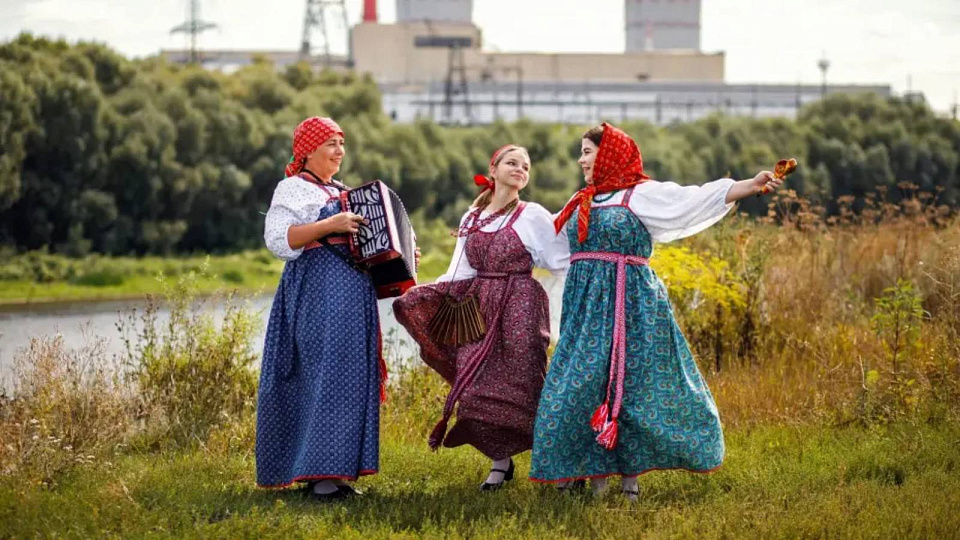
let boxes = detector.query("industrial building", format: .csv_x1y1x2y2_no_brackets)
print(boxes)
163,0,892,125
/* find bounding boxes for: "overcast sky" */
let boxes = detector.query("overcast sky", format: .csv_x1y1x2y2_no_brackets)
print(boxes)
2,0,958,113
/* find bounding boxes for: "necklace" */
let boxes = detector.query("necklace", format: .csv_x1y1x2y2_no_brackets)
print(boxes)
593,192,616,203
454,198,519,237
298,169,347,191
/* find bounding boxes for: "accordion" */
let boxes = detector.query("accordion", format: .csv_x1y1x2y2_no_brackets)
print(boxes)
339,181,417,299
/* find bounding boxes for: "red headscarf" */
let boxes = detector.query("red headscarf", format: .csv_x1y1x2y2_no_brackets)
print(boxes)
284,117,344,178
473,144,521,193
554,123,651,242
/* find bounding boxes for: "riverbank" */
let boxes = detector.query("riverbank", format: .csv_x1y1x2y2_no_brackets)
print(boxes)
0,250,450,307
0,250,281,306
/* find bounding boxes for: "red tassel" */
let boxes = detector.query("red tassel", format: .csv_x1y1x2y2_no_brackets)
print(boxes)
428,416,449,451
589,402,609,432
596,419,619,450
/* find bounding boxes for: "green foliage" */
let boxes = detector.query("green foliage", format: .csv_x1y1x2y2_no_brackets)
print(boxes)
69,267,126,287
2,35,958,257
871,279,925,372
119,263,260,447
653,243,749,371
0,249,284,302
0,35,383,255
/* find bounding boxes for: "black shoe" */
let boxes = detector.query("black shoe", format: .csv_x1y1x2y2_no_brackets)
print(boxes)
336,484,363,497
480,459,515,491
557,479,586,493
311,486,350,502
622,488,640,502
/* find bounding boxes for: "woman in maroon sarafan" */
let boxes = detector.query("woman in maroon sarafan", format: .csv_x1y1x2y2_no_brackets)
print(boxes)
393,145,568,491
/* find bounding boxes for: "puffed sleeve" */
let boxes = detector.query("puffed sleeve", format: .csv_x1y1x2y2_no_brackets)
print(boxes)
629,178,735,243
434,210,478,283
263,178,332,261
513,203,570,276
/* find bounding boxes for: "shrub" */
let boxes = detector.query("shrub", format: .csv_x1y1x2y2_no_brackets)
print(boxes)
0,335,134,482
119,265,260,447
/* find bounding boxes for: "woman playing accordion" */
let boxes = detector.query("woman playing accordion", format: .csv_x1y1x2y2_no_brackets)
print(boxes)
256,117,385,500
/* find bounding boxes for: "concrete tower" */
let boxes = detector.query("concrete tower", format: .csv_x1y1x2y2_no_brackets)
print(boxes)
396,0,473,23
625,0,701,51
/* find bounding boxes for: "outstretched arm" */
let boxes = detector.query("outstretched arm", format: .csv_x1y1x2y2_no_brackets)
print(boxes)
724,171,781,203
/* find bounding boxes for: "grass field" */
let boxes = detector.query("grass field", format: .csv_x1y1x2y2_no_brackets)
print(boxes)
2,420,958,539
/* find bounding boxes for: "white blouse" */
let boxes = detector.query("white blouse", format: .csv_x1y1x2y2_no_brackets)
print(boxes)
263,176,340,261
436,202,570,283
587,178,736,243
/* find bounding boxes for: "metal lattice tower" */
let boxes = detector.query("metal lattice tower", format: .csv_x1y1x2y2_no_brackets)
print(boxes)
817,53,831,99
300,0,349,66
170,0,218,64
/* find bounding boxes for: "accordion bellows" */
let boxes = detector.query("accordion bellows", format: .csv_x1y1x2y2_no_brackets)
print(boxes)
340,181,417,299
427,294,486,346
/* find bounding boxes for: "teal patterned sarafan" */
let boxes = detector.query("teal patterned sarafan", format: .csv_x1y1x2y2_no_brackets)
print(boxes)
530,195,724,483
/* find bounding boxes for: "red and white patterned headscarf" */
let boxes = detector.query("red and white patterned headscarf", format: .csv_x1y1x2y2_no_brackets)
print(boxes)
554,122,651,242
284,117,344,178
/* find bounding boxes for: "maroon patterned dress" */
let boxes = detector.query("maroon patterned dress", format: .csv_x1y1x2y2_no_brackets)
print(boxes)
393,203,551,460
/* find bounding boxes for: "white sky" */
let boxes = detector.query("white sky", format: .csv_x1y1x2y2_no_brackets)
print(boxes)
2,0,958,113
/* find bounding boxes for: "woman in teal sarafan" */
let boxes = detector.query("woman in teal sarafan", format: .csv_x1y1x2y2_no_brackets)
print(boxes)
529,123,783,501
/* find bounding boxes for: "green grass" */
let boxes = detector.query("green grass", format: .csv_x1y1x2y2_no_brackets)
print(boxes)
0,251,283,306
0,274,276,305
3,422,958,539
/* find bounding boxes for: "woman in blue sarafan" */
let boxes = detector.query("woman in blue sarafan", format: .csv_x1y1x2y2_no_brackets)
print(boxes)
529,123,784,502
256,117,385,500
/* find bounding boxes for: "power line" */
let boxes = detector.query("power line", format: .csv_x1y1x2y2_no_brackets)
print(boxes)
169,0,218,65
300,0,349,67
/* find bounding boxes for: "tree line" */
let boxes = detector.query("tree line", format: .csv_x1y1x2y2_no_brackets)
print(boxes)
1,34,958,255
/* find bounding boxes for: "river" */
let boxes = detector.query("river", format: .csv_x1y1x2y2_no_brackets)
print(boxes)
0,276,566,389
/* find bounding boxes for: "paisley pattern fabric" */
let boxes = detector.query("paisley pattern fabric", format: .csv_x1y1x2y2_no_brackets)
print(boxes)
394,203,550,460
530,195,724,482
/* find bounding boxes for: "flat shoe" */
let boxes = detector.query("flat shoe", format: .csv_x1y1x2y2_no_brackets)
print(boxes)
480,459,515,491
557,479,587,493
336,484,363,497
311,488,349,502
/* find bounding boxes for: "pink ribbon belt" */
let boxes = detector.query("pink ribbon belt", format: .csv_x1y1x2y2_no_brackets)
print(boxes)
570,251,650,450
475,270,531,279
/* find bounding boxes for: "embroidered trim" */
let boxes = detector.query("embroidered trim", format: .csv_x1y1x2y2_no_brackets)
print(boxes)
257,469,378,489
528,463,723,484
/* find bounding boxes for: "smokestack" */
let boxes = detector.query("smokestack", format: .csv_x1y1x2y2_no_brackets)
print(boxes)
363,0,377,22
